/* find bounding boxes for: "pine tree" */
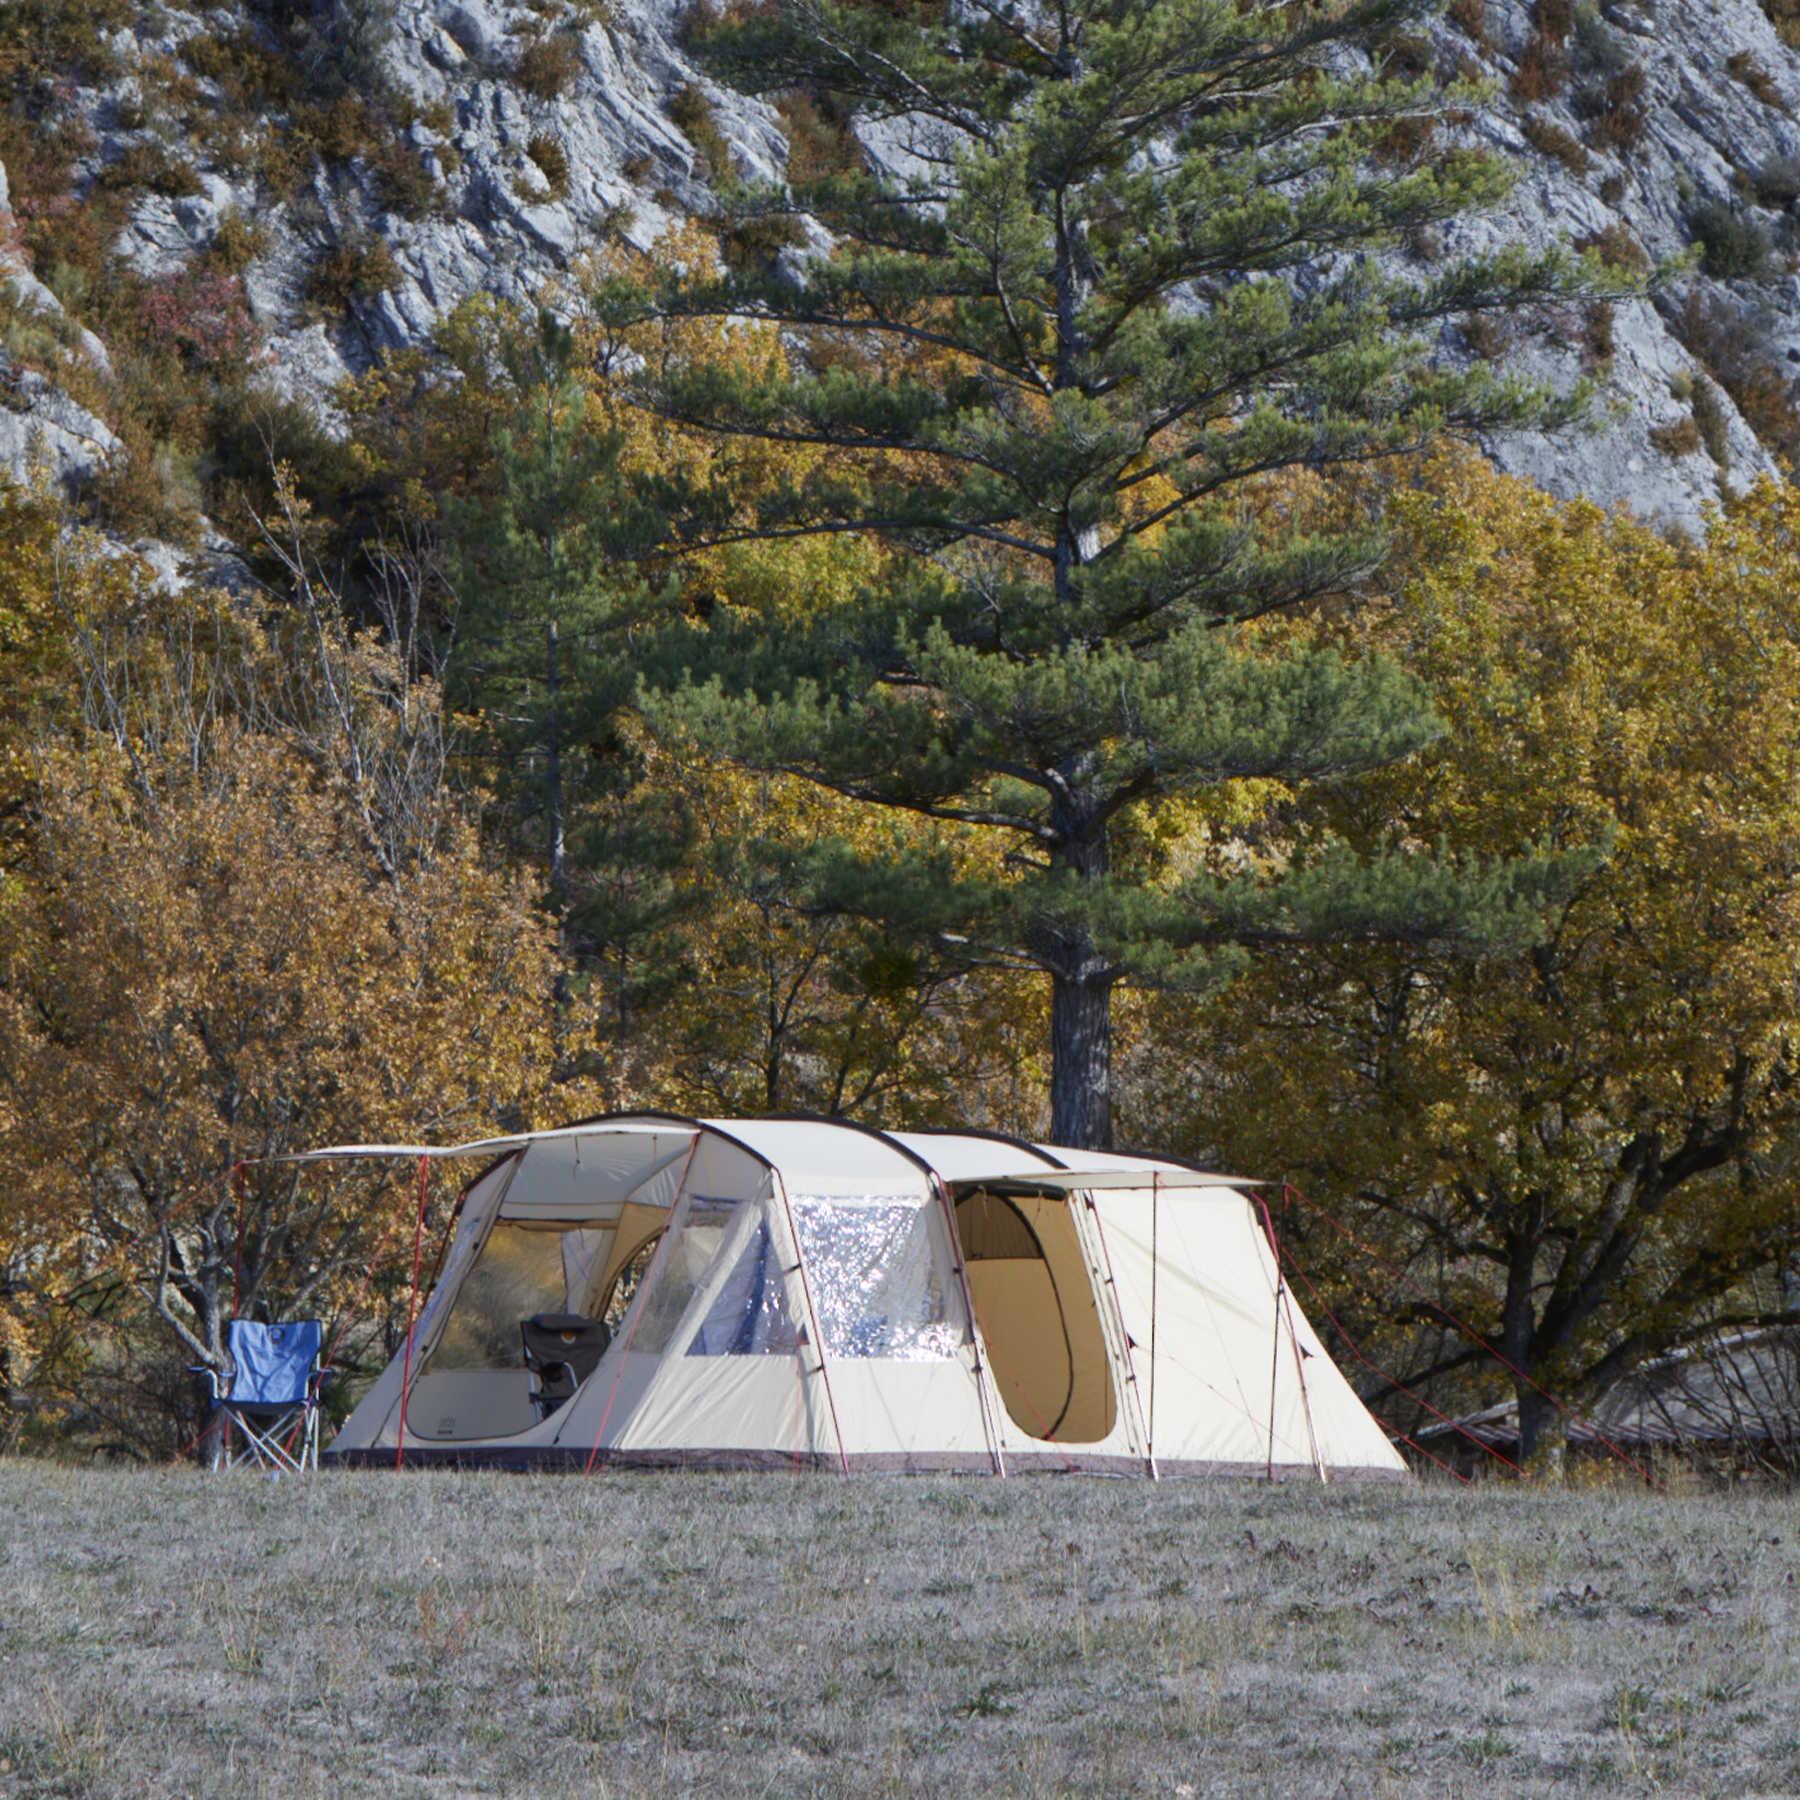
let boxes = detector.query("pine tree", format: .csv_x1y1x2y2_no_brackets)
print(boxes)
442,310,691,1082
443,309,662,901
611,0,1619,1146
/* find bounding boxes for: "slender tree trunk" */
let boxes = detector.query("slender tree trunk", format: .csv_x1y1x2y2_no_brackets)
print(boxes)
1050,972,1113,1148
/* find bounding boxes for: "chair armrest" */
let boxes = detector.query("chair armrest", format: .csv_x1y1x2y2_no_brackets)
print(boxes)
188,1364,224,1402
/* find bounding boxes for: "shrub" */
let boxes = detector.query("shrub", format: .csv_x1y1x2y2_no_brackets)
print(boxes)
1537,0,1575,38
722,210,807,273
1447,0,1490,46
526,133,571,200
1581,299,1615,368
1374,112,1438,165
1580,62,1648,153
139,269,257,368
1690,375,1733,468
1754,155,1800,208
1727,50,1788,111
1649,415,1703,457
1512,4,1572,101
514,32,583,99
778,88,862,185
306,238,402,315
182,32,238,83
94,139,205,199
1511,35,1568,101
1676,291,1800,461
1404,221,1444,263
1461,312,1513,360
1374,29,1436,82
1523,114,1590,175
1571,2,1633,73
668,83,734,184
1760,0,1800,49
1575,220,1650,272
1687,200,1776,279
92,421,206,545
207,208,271,274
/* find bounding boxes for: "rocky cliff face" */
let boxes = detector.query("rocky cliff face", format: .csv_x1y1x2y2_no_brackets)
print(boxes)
4,0,1800,546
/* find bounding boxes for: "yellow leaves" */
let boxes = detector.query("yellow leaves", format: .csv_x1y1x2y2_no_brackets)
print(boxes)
1171,451,1800,1257
0,517,591,1394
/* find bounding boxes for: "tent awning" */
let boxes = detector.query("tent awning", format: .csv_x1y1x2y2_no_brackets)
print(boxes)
962,1169,1257,1194
259,1123,695,1164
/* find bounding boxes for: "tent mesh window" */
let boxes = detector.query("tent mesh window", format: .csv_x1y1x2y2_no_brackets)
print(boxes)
789,1197,960,1359
596,1232,660,1333
688,1218,799,1355
632,1199,738,1354
429,1222,573,1370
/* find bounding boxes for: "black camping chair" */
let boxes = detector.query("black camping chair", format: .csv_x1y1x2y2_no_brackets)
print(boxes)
521,1312,612,1420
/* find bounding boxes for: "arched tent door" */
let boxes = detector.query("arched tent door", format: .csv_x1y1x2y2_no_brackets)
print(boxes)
954,1190,1117,1444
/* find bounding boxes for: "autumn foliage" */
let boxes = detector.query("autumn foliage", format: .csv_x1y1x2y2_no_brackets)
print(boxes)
4,297,1800,1464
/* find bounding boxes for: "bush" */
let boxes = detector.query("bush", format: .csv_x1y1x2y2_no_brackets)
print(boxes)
93,139,205,199
1727,50,1788,111
1687,200,1776,279
1373,29,1436,82
1512,5,1572,102
1571,2,1634,74
514,31,583,99
1761,0,1800,49
1579,62,1648,154
306,238,402,315
526,133,571,201
1649,414,1703,457
1374,112,1438,166
92,421,206,545
668,83,734,184
1575,220,1650,273
1461,312,1513,361
1536,0,1574,38
207,209,271,275
778,88,863,185
1676,291,1800,462
1582,299,1615,368
1523,114,1590,175
1690,375,1733,468
1711,198,1783,278
722,210,808,274
139,269,257,369
1447,0,1490,46
1754,155,1800,208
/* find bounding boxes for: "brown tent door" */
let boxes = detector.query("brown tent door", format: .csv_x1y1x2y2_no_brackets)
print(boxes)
954,1191,1117,1443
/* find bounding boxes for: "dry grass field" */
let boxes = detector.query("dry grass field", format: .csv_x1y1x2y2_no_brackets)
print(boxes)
0,1464,1795,1799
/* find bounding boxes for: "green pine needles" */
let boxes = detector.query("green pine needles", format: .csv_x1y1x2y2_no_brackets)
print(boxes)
608,0,1624,1146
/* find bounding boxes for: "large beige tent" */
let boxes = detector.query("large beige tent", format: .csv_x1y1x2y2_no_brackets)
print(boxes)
318,1113,1405,1479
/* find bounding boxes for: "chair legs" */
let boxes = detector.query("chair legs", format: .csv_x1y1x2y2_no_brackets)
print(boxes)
218,1403,319,1474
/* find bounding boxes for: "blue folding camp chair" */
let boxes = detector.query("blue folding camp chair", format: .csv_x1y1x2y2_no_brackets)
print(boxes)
194,1320,331,1473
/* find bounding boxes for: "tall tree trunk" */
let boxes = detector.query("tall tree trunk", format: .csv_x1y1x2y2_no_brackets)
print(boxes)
1051,972,1112,1148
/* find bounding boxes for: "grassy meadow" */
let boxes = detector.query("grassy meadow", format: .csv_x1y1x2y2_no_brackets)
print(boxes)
0,1464,1795,1798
